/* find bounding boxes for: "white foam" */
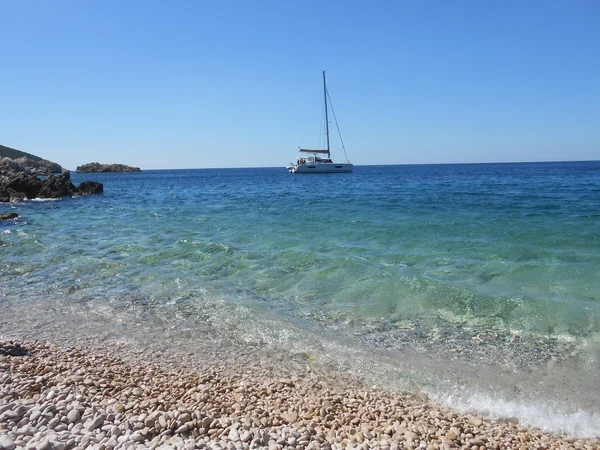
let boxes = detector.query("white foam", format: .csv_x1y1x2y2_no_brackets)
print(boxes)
428,388,600,438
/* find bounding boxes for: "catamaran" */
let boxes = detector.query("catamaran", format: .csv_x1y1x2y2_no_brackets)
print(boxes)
288,71,353,174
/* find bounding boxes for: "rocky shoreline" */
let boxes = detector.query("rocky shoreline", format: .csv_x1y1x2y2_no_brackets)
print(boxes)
0,157,103,203
1,339,598,450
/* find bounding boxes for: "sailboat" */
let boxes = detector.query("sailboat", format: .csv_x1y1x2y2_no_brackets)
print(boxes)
288,71,353,174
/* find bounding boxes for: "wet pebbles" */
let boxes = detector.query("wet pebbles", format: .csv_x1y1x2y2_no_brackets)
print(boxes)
1,340,598,450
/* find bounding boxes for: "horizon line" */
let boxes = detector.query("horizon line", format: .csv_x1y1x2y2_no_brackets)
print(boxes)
67,159,600,172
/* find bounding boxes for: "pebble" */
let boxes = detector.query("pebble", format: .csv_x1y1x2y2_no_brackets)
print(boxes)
0,338,597,450
66,409,80,423
240,431,252,442
0,435,16,450
86,415,104,431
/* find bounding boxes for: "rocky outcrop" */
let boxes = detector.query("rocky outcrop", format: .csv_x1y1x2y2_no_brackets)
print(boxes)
1,171,42,200
0,169,103,203
37,171,79,199
0,145,63,175
0,212,19,220
0,149,102,202
0,157,25,174
77,180,105,195
15,156,62,174
76,162,141,173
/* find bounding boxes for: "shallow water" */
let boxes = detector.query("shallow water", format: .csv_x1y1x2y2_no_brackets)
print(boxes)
1,162,599,436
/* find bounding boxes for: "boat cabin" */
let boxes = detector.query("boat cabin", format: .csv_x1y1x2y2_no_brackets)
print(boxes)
297,155,333,165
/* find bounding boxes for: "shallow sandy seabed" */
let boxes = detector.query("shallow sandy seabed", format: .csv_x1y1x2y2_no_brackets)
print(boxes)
1,337,599,450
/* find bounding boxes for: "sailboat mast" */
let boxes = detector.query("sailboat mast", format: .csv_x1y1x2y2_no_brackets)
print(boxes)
323,70,330,159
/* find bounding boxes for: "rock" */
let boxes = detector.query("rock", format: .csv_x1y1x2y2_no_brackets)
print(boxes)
0,435,16,450
178,413,191,424
281,411,299,424
0,212,18,220
158,415,168,429
16,425,37,435
76,162,141,173
77,181,103,195
0,168,103,203
0,171,43,200
201,417,212,429
0,149,62,175
67,408,81,423
0,342,29,356
240,431,252,442
0,157,26,174
14,405,28,419
470,417,483,427
86,414,105,431
130,433,144,442
175,423,189,433
113,403,125,413
6,189,25,203
37,171,77,199
18,157,62,175
37,438,52,450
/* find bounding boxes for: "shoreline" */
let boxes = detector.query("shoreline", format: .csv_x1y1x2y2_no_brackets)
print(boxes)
1,339,598,450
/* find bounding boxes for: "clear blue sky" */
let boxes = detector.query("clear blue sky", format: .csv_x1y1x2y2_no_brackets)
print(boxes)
1,0,599,169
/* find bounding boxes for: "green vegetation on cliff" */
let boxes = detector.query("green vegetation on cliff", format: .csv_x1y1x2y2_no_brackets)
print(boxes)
0,144,45,161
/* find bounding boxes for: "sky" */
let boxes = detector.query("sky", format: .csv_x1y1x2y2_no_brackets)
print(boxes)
1,0,599,169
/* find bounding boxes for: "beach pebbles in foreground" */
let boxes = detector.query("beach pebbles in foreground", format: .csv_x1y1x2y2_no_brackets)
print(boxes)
1,340,599,449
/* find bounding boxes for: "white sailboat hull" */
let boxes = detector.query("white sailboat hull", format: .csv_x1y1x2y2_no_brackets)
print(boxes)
288,163,353,174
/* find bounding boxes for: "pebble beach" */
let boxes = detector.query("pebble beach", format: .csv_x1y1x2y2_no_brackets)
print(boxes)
1,338,598,450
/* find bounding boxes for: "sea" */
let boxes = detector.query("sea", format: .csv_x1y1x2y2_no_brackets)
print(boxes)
1,162,599,437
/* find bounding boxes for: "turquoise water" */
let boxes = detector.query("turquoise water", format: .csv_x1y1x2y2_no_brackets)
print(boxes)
2,162,600,435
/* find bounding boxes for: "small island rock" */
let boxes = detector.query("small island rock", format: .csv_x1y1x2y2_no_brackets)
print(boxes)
76,162,141,173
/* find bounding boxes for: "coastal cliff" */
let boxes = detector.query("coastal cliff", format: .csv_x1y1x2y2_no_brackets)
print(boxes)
76,162,141,173
0,144,63,175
